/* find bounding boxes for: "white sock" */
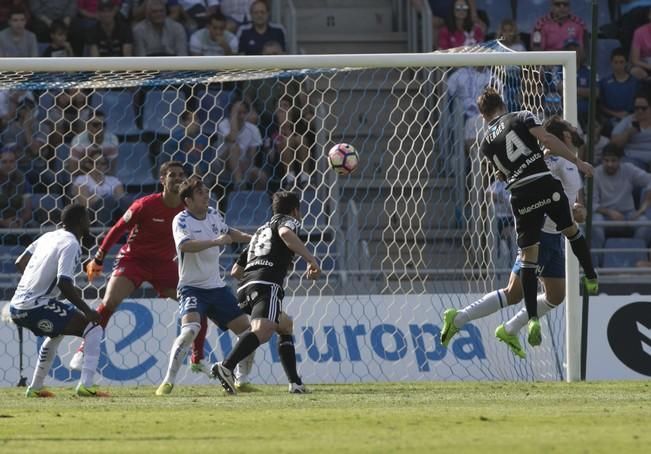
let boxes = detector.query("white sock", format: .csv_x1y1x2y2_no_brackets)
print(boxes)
30,335,63,389
163,322,200,384
504,294,557,335
454,290,507,328
235,329,256,382
81,323,104,388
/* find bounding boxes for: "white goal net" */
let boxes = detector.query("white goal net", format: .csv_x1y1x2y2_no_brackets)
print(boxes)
0,44,580,386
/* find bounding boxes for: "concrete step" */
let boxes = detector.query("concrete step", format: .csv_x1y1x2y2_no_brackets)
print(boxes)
299,32,408,54
297,7,394,35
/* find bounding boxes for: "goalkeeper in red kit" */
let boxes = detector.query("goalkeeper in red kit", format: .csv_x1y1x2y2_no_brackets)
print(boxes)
71,161,210,374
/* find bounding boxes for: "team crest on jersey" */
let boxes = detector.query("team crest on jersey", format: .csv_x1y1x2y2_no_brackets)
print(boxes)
37,319,54,334
123,209,133,223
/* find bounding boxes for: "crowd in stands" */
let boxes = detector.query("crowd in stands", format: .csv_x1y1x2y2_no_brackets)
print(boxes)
0,0,321,240
2,0,651,270
409,0,651,267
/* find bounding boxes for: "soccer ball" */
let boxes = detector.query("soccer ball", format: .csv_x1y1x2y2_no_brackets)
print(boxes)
327,143,359,175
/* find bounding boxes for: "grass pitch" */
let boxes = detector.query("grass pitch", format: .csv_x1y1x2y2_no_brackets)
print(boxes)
0,381,649,453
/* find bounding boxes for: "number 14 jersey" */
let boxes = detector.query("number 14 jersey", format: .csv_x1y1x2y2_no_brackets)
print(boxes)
480,110,551,190
241,214,301,287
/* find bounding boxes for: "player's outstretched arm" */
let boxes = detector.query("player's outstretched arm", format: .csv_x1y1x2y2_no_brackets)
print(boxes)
278,227,321,279
179,234,233,253
227,228,252,244
58,278,100,324
530,126,594,176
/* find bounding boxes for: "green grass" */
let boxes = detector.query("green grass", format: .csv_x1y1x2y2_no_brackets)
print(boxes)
0,382,649,453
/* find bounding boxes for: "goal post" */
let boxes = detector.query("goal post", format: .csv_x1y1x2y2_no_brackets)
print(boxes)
0,47,583,385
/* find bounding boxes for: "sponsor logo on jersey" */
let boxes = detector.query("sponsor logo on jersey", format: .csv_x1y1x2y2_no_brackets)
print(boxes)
607,301,651,376
517,198,551,215
152,218,165,222
123,209,133,223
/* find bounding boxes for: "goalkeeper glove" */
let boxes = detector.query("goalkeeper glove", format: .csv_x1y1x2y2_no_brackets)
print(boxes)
85,249,105,282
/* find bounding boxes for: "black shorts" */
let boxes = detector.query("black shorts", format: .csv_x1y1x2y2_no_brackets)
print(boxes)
510,175,573,248
237,282,284,324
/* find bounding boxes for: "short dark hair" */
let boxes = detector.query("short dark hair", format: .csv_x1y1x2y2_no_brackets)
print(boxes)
611,47,627,60
8,7,26,19
159,160,185,178
272,191,300,216
634,88,651,105
544,115,568,141
179,176,204,203
61,204,89,228
209,12,227,24
601,142,623,159
477,87,505,117
50,19,68,35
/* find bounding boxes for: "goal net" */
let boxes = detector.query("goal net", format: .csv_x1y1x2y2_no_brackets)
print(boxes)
0,44,580,387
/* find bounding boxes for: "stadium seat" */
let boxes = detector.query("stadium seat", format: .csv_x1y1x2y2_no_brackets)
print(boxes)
294,241,337,271
117,142,157,187
301,189,327,227
0,245,24,274
143,89,186,134
225,190,272,228
602,238,647,268
31,193,61,213
93,90,141,136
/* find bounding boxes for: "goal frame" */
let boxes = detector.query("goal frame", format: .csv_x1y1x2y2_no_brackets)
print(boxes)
0,51,580,382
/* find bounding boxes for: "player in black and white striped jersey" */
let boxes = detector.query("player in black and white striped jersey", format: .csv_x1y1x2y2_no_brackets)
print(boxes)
211,191,321,394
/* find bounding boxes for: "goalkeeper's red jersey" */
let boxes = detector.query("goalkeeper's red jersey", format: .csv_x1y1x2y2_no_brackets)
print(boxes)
98,193,183,262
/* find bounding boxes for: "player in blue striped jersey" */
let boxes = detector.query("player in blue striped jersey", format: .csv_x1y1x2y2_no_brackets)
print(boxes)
156,176,252,395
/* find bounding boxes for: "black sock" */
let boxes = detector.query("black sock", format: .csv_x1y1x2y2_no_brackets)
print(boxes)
568,231,597,279
520,263,538,319
223,332,260,371
278,334,301,385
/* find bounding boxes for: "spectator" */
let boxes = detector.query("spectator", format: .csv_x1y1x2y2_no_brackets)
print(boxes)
42,20,74,57
28,0,76,43
71,146,125,225
618,1,651,57
611,90,651,169
69,0,122,55
69,111,119,175
162,111,219,188
437,0,484,50
592,143,651,260
564,38,594,130
189,12,237,55
1,98,37,170
0,8,38,57
133,0,188,56
88,0,134,57
272,95,313,190
42,89,93,146
630,7,651,80
599,48,638,135
0,148,34,229
445,65,496,121
409,0,481,50
497,18,526,51
0,1,31,29
218,0,256,32
237,0,285,55
216,99,266,189
531,0,585,51
171,0,219,30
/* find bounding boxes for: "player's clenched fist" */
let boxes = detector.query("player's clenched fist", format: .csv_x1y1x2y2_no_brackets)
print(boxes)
85,249,105,281
306,261,321,280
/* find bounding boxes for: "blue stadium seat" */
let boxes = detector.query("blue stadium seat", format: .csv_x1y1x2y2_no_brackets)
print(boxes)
117,142,157,187
143,89,186,134
31,193,62,213
294,241,336,271
225,190,272,228
93,90,141,136
603,238,647,268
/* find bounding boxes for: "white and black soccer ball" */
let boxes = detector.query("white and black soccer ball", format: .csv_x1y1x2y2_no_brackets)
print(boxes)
327,143,359,176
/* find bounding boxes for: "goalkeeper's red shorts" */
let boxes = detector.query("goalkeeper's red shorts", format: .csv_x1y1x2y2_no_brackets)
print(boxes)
112,256,178,296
